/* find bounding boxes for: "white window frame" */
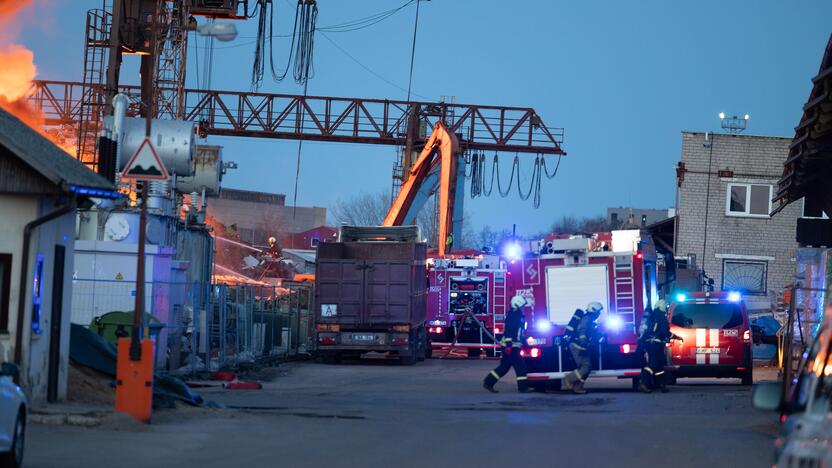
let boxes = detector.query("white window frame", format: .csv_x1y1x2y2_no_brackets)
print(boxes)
725,183,772,218
721,258,768,295
801,197,829,219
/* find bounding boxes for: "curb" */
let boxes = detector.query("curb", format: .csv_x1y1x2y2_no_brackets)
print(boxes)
30,412,103,427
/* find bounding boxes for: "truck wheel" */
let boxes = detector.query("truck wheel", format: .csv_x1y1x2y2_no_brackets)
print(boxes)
468,348,481,358
321,352,340,365
666,373,678,386
416,327,427,362
400,334,417,365
741,370,753,386
631,378,640,391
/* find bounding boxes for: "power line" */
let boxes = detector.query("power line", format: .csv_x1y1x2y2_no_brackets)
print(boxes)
318,31,437,101
405,0,421,102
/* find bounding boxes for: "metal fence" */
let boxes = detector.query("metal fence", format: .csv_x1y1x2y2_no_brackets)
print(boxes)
71,279,314,373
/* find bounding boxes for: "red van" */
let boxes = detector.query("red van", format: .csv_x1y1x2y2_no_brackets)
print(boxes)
667,291,753,385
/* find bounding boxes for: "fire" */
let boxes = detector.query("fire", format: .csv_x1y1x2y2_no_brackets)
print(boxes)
0,0,73,155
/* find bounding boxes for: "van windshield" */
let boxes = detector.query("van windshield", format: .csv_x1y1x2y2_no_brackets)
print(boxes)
671,303,744,329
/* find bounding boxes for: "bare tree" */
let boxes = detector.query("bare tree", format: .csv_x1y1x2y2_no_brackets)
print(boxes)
329,191,476,249
329,191,390,226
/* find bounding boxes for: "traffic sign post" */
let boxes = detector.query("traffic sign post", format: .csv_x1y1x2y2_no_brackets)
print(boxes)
115,111,166,423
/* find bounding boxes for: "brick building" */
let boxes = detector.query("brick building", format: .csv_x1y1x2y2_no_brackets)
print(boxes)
676,131,807,308
206,188,326,245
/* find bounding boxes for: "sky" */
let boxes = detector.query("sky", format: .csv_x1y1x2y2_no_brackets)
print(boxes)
16,0,832,236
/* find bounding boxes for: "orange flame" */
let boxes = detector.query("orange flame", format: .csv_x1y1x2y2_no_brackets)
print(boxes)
0,0,73,155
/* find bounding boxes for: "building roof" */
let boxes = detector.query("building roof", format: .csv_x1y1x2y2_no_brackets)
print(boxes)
773,33,832,214
282,249,317,263
0,107,114,193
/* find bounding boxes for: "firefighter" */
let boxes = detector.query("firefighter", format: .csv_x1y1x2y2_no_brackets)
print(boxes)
638,299,672,393
562,302,603,394
483,295,530,393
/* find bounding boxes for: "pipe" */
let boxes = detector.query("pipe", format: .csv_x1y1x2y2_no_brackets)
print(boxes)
14,202,75,368
112,93,129,169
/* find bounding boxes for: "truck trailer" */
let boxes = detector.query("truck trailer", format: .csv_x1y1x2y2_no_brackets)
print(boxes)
314,226,428,364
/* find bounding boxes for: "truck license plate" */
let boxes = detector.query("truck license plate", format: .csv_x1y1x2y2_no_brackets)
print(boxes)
696,347,720,354
353,334,376,341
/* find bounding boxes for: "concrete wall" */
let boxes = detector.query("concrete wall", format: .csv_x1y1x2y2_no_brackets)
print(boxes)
676,132,800,304
0,194,76,402
0,195,37,365
25,198,77,402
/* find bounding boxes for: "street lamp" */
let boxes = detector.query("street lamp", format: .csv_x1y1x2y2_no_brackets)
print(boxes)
196,22,238,42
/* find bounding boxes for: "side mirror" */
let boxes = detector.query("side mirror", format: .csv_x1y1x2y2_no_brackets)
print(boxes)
0,363,20,383
752,382,782,411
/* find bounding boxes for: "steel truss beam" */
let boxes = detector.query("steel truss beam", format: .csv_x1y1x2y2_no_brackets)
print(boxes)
27,80,565,155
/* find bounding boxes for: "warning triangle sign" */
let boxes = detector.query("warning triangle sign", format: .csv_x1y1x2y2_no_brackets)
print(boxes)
122,137,169,181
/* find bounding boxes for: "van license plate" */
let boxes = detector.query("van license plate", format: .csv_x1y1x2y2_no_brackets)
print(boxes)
696,347,720,354
353,335,376,341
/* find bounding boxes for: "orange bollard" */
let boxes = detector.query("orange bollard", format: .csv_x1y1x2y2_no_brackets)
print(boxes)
115,337,154,423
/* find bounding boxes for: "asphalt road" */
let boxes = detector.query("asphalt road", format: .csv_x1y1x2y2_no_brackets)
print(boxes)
27,359,779,468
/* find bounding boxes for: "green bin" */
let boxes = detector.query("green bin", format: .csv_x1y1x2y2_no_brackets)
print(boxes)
90,311,160,346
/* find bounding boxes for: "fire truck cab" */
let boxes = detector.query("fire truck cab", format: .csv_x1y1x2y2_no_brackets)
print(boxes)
508,230,659,390
426,255,507,356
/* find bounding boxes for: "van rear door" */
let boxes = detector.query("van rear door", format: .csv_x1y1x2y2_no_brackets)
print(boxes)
670,302,745,365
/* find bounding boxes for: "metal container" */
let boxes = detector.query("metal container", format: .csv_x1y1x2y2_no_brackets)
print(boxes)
175,145,223,195
315,241,427,327
119,117,196,176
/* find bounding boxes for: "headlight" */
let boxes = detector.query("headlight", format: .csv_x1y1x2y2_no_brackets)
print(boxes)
606,315,623,331
535,320,552,332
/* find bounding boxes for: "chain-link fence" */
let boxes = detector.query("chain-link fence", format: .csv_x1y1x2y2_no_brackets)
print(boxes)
71,278,314,373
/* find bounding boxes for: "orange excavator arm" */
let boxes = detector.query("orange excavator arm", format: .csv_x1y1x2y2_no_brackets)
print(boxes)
382,122,460,257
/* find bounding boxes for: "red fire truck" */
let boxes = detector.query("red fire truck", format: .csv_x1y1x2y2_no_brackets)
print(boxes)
506,230,659,390
426,255,508,357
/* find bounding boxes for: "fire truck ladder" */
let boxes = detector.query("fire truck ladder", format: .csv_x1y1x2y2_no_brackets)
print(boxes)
613,255,637,329
492,271,507,358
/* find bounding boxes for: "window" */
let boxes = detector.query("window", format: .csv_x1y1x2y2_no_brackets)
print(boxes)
722,259,767,295
726,183,772,217
671,303,744,329
0,254,10,331
802,195,828,219
310,237,320,248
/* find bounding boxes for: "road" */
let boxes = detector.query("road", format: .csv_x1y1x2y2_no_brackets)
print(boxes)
28,359,778,468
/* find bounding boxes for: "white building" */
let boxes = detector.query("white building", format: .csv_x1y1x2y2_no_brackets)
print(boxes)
0,108,116,402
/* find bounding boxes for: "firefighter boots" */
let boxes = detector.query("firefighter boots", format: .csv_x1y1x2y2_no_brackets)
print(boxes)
483,382,498,393
572,381,587,394
638,381,652,394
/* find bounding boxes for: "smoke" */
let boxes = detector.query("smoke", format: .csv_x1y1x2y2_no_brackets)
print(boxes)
0,0,73,155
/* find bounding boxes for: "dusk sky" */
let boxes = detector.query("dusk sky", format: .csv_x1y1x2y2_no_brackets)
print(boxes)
17,0,832,236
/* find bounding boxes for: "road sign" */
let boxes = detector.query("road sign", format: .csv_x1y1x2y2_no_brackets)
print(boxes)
122,137,169,180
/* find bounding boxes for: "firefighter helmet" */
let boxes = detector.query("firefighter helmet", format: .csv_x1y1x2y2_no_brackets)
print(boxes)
655,299,668,312
511,296,528,309
586,302,604,314
268,236,277,246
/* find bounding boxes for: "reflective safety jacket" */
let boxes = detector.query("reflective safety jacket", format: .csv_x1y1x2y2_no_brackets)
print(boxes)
640,308,671,344
500,306,525,348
